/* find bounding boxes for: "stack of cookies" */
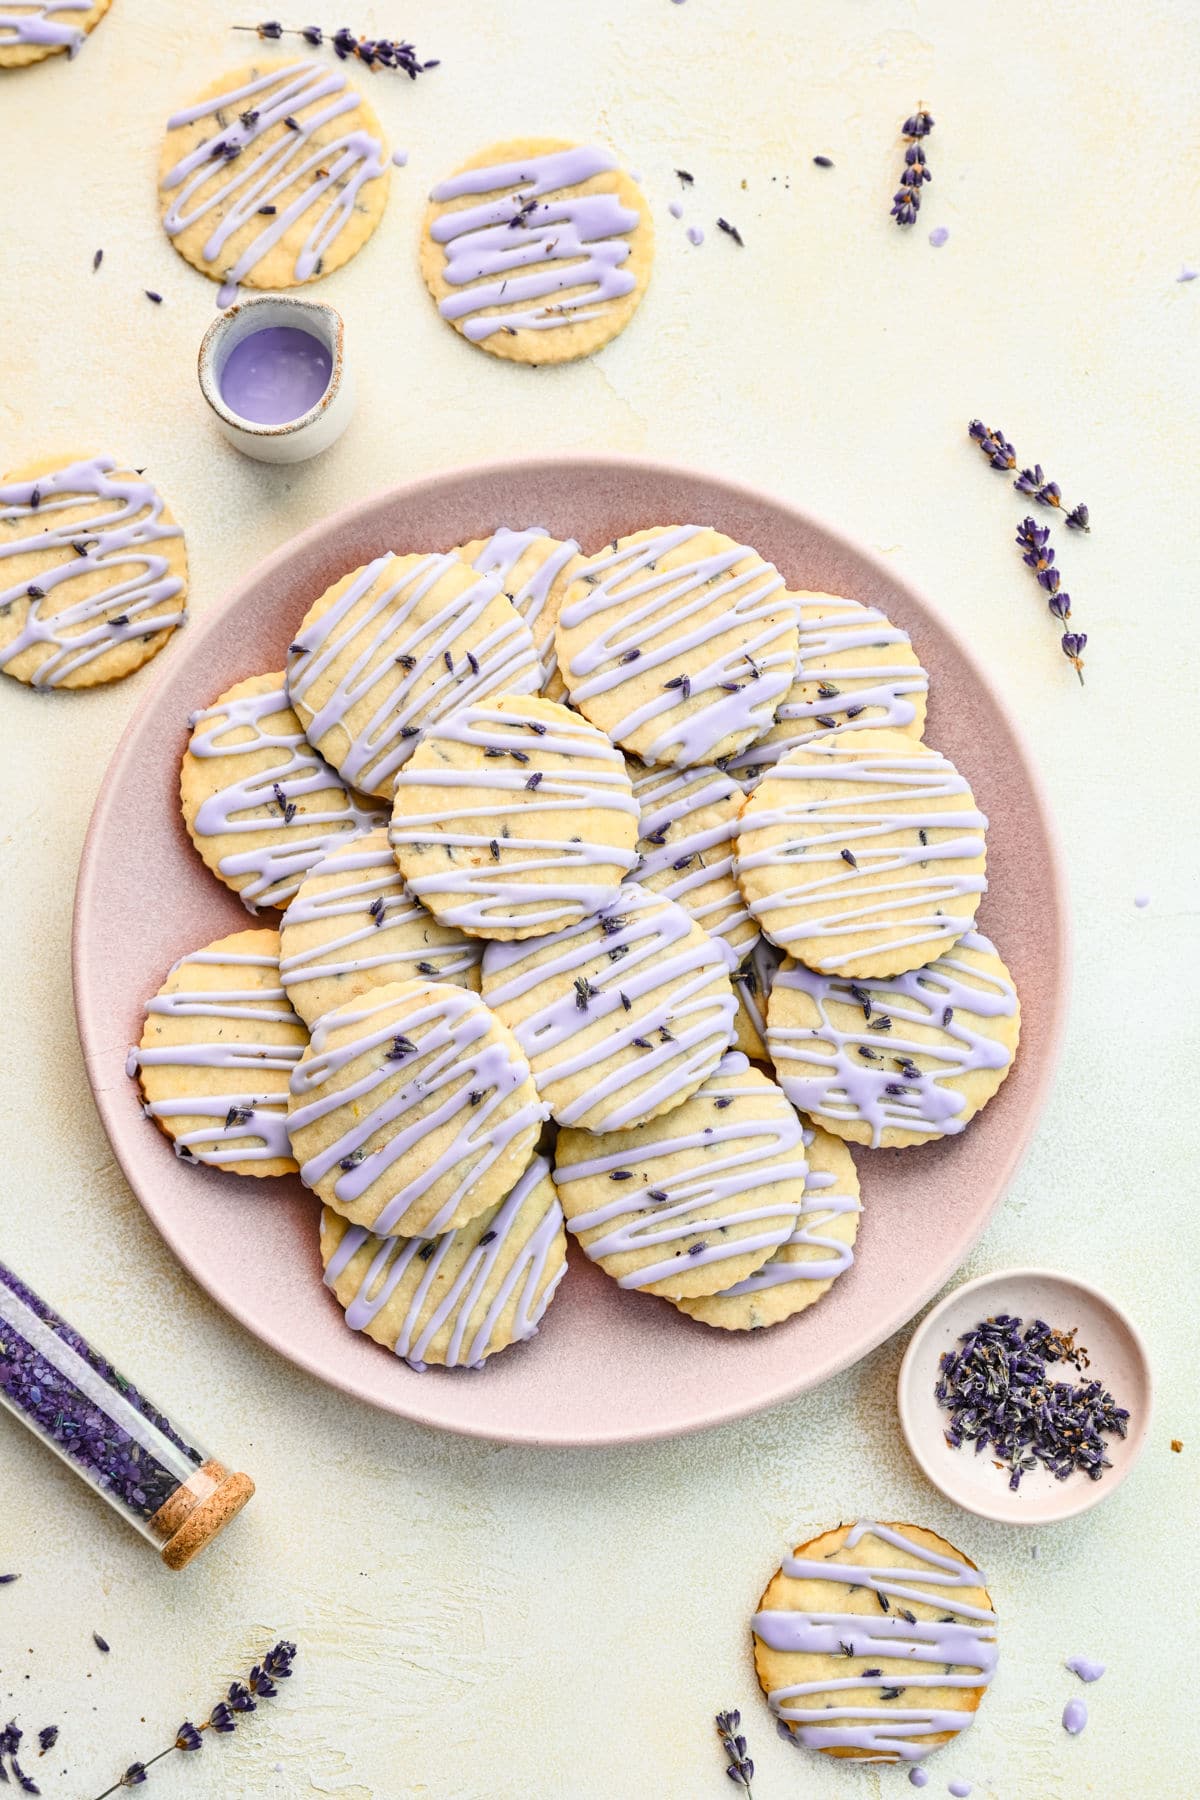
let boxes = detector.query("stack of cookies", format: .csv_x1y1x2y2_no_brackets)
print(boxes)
131,522,1020,1373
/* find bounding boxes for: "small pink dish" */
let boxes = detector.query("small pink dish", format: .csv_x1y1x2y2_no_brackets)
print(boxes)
898,1267,1152,1525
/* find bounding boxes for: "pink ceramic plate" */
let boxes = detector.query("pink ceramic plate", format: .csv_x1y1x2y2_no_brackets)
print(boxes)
73,456,1068,1446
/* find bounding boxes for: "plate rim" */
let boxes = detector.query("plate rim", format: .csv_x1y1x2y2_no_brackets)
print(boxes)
72,451,1071,1446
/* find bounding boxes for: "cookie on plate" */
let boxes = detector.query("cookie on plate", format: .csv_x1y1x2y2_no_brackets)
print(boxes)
765,932,1019,1149
287,978,545,1237
481,880,736,1133
671,1123,859,1328
629,760,757,969
729,593,929,784
131,928,306,1177
753,1519,997,1763
279,828,481,1026
158,59,389,293
553,1053,808,1298
0,0,112,67
286,551,540,798
320,1154,567,1370
460,527,585,697
390,695,639,940
735,728,988,978
181,673,382,912
421,137,654,364
731,937,783,1062
0,454,186,689
555,526,797,767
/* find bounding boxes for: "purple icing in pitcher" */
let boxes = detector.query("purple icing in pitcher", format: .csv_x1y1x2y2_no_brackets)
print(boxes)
219,326,332,425
428,144,641,340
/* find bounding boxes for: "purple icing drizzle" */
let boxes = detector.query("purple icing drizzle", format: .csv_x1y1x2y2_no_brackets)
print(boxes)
554,1052,808,1288
289,984,547,1236
187,679,382,909
286,551,540,796
712,1123,860,1294
767,932,1016,1147
324,1155,565,1369
390,701,639,935
0,0,90,52
467,525,581,689
736,736,987,969
160,60,388,290
729,594,929,783
631,761,755,964
131,948,302,1166
482,880,736,1131
557,525,792,766
753,1521,997,1763
0,456,185,689
428,144,640,340
734,936,783,1049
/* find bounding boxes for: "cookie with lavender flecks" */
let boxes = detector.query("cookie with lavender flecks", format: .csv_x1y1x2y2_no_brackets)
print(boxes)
753,1519,997,1764
458,527,585,697
627,759,758,970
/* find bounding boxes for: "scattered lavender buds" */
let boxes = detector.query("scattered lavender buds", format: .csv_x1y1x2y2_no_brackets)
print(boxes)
714,1709,754,1794
92,1642,296,1799
92,250,103,273
891,107,933,226
935,1314,1129,1490
1,1718,40,1794
716,217,744,246
232,22,438,75
813,154,834,168
144,292,163,305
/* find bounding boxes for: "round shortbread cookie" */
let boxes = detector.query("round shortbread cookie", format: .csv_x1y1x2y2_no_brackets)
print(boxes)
131,928,306,1178
766,931,1019,1150
390,695,639,940
460,527,585,697
671,1123,860,1328
158,59,389,292
279,828,481,1026
420,137,654,364
320,1154,568,1370
287,978,545,1237
553,1053,808,1298
729,592,929,784
0,454,186,689
286,551,540,798
732,937,783,1061
735,727,988,978
629,759,757,969
555,526,798,768
480,880,736,1133
753,1519,997,1764
181,672,383,912
0,0,111,67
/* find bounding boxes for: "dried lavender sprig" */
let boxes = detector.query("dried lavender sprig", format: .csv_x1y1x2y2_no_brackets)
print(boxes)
714,1710,754,1794
232,22,438,75
968,422,1090,529
891,107,933,226
1014,516,1087,681
90,1642,297,1799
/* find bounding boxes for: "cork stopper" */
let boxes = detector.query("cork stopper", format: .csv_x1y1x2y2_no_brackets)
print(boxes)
148,1458,255,1570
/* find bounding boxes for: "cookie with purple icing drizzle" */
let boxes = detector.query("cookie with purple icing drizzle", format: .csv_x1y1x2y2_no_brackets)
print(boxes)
390,694,640,941
158,59,390,293
287,978,546,1237
732,937,784,1062
766,931,1019,1150
555,526,798,768
279,828,481,1027
180,671,384,913
0,0,111,67
628,759,758,969
753,1520,997,1764
671,1122,860,1328
553,1053,808,1298
480,880,736,1134
0,454,187,689
132,928,307,1178
320,1154,567,1371
458,527,585,697
421,137,654,364
287,551,540,799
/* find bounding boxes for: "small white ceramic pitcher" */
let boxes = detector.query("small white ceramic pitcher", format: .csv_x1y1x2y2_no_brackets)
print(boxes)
197,294,354,464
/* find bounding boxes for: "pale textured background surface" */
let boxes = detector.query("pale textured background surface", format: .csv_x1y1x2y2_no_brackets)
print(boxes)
1,1,1197,1796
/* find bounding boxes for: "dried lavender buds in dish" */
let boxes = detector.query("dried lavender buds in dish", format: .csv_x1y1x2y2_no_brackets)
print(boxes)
935,1314,1130,1491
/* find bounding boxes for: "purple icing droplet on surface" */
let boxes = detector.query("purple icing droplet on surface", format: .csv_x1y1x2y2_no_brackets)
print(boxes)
218,326,333,425
686,225,704,246
668,200,684,220
1062,1697,1088,1735
948,1783,972,1798
1066,1654,1106,1682
392,148,409,168
1134,891,1150,909
1178,266,1198,282
908,1771,930,1789
929,226,949,247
